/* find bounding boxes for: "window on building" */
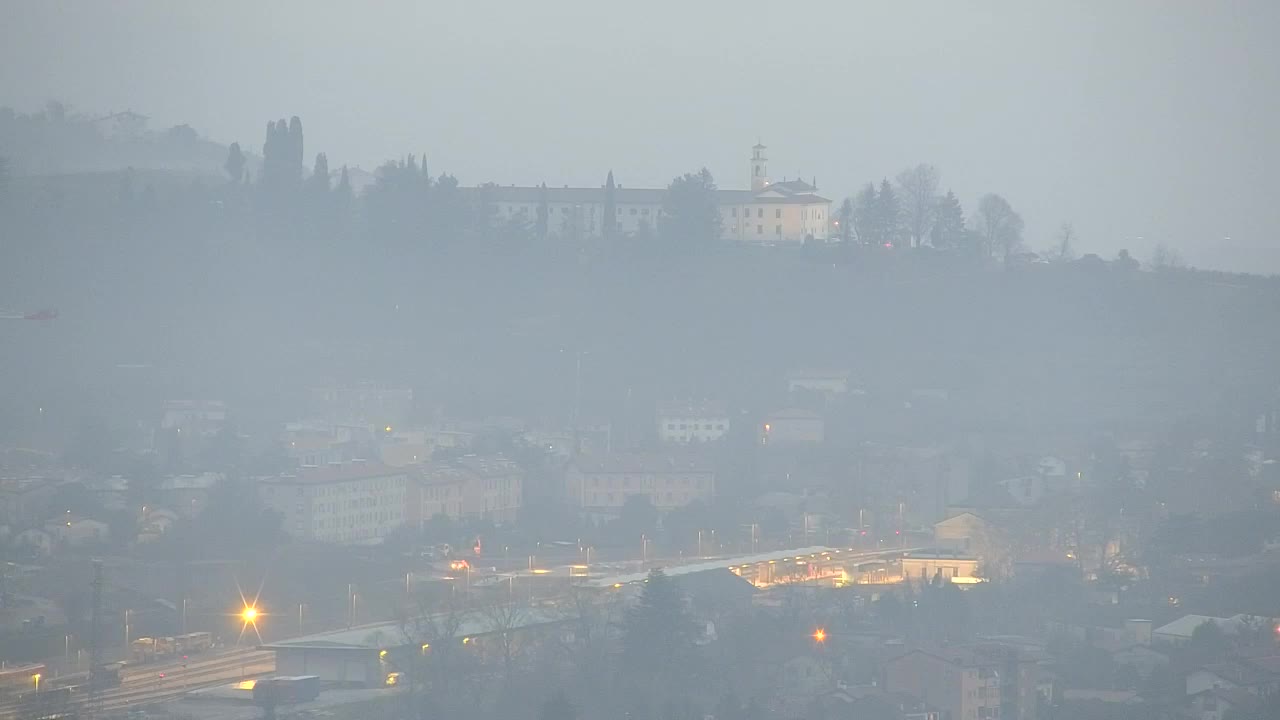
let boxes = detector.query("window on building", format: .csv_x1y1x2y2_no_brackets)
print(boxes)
630,208,638,215
757,208,763,218
757,225,763,234
775,208,782,218
731,208,737,217
776,224,782,235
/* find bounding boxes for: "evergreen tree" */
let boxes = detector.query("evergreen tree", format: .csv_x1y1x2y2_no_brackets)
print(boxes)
309,153,330,194
287,116,304,183
659,167,721,249
335,166,352,200
603,170,617,241
224,142,245,183
930,190,967,250
622,569,697,680
836,197,854,243
875,178,902,248
852,182,878,246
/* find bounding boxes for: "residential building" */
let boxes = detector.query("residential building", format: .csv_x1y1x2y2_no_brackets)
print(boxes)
257,461,409,545
760,408,825,447
566,452,715,517
156,472,221,517
1185,660,1280,697
885,644,1039,720
44,516,110,547
0,477,56,528
934,512,1011,579
160,399,227,437
1153,614,1270,646
657,400,729,444
477,144,831,245
307,381,414,426
899,550,983,586
455,456,522,524
786,369,853,397
409,456,523,525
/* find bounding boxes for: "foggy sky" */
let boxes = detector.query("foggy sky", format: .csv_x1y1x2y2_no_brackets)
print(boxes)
3,0,1278,271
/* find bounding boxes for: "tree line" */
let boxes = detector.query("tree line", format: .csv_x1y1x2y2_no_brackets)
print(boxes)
837,164,1032,261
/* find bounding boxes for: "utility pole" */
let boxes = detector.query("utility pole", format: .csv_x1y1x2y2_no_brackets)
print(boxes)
87,560,104,720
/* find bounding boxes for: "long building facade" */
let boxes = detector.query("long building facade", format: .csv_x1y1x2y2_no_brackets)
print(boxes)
480,144,831,245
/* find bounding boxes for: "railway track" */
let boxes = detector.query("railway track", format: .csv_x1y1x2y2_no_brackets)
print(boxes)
0,650,275,720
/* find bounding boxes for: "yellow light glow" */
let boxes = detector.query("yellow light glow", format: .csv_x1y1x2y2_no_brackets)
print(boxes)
613,583,622,589
384,426,393,433
421,643,430,651
532,568,550,575
462,637,471,644
241,606,259,622
379,649,388,659
812,628,827,643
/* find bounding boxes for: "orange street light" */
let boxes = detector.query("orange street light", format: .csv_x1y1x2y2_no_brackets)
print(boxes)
241,606,259,623
812,628,827,644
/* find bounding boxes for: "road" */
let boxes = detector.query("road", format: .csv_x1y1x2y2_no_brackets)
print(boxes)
0,647,274,720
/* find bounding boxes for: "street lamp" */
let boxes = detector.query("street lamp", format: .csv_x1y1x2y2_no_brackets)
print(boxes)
812,628,827,644
241,606,259,623
32,673,41,692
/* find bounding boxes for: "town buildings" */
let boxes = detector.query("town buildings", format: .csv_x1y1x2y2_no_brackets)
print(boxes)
257,461,409,545
478,144,831,245
886,645,1040,720
657,400,730,444
409,456,523,525
760,408,825,448
565,452,715,518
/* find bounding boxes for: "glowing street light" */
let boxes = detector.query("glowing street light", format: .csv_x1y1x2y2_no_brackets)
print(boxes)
32,673,41,692
812,628,827,644
241,606,259,623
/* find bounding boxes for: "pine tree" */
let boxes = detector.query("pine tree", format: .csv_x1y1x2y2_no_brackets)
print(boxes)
603,170,617,241
875,178,902,248
836,197,854,243
287,116,304,184
659,167,721,249
224,142,245,183
852,182,878,246
930,190,967,250
622,569,696,677
309,153,330,193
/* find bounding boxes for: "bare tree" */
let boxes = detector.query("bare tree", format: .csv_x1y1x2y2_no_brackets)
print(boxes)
974,193,1024,261
397,589,472,703
1051,222,1078,262
478,588,529,693
895,164,940,249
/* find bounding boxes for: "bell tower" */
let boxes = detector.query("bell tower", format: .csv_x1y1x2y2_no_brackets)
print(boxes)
751,142,769,192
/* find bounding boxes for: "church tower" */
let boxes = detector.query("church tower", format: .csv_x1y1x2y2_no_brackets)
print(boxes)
751,142,769,192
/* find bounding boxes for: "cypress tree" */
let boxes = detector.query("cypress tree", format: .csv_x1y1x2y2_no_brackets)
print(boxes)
603,170,617,241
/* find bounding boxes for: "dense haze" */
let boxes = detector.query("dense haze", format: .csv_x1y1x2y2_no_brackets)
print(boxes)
3,0,1279,271
4,4,1280,720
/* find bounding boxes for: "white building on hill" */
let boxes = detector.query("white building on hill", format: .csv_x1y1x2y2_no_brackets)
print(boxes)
480,144,831,245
